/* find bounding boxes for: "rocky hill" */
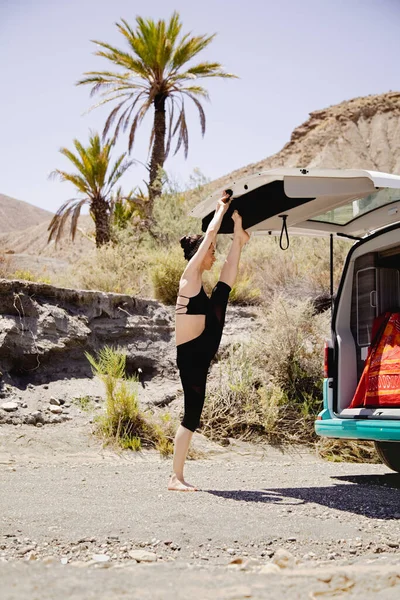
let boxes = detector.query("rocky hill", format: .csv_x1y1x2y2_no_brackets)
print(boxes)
212,90,400,187
0,193,52,234
1,90,400,263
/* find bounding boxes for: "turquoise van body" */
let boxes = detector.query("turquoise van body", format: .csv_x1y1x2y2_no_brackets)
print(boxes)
316,379,400,442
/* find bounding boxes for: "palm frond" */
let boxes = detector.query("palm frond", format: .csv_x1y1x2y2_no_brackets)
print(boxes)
122,91,146,133
173,102,189,158
181,91,206,136
103,100,130,139
109,104,132,144
171,34,216,71
127,97,153,152
171,85,210,99
70,199,88,241
49,169,91,196
107,155,136,190
164,97,176,159
47,198,88,244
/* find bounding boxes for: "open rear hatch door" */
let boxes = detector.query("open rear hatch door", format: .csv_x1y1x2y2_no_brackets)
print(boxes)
190,168,400,239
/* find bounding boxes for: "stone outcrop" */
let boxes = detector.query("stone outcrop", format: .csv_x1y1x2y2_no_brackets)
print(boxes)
0,278,175,386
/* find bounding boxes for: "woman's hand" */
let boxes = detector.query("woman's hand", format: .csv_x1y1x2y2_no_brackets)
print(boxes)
216,190,232,213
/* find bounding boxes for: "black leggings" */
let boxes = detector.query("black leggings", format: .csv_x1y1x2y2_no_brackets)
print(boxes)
176,281,231,432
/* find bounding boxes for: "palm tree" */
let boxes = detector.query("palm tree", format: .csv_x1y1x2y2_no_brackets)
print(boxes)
48,132,136,247
77,11,237,216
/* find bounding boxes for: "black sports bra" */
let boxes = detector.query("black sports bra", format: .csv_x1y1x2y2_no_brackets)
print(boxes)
175,286,209,315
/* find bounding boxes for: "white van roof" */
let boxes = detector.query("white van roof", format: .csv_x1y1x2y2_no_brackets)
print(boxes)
190,168,400,238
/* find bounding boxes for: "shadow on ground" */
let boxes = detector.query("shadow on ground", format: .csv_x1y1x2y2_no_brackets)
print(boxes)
205,473,400,519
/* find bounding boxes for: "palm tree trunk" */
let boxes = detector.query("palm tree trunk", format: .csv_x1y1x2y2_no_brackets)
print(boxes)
92,198,111,247
148,94,166,216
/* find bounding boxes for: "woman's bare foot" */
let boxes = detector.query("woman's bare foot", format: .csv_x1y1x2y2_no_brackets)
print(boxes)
232,210,250,245
168,474,198,492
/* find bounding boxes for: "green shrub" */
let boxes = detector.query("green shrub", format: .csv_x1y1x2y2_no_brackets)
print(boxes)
85,346,175,454
257,295,330,404
229,271,262,305
0,253,10,278
151,246,186,305
10,270,51,284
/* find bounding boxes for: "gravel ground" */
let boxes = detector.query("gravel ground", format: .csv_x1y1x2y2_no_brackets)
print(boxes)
1,422,400,599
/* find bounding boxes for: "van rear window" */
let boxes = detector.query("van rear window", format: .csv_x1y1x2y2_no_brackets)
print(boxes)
309,188,400,226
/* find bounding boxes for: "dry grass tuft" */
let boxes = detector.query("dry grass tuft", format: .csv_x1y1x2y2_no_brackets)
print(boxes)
316,438,380,463
86,346,177,455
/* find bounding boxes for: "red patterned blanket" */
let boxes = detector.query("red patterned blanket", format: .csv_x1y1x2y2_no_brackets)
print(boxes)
350,312,400,408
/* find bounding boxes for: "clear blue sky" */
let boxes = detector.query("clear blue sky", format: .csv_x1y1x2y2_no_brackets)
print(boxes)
1,0,399,213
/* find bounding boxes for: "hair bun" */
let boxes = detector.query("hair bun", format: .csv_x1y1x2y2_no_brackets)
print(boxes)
179,234,203,261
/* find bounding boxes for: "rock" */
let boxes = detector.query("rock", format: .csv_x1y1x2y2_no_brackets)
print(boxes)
49,397,60,406
1,402,18,412
18,545,36,555
92,554,110,562
259,563,280,574
49,406,62,414
128,550,157,563
31,411,44,424
271,548,298,569
24,415,36,425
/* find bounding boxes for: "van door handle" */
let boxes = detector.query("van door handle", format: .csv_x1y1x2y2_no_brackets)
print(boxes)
370,290,377,308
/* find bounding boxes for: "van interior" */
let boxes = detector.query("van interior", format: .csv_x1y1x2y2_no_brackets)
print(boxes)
335,228,400,419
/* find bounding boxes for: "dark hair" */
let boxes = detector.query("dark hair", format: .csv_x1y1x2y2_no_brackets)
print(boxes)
180,234,204,261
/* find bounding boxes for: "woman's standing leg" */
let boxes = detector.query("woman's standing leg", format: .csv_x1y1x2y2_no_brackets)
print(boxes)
168,425,195,490
168,365,208,491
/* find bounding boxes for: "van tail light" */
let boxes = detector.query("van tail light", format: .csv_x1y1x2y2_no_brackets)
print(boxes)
324,341,333,378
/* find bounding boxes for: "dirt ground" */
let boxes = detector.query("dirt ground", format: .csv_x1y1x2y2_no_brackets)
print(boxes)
1,417,400,599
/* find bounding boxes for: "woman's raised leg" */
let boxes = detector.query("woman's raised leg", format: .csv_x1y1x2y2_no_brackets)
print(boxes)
219,211,250,288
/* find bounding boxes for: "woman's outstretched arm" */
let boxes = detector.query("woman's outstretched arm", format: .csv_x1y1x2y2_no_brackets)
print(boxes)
184,192,231,274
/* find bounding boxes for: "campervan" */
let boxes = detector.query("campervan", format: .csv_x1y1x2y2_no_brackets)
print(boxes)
191,168,400,472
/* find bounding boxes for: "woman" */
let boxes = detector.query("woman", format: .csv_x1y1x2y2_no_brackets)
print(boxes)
168,191,250,491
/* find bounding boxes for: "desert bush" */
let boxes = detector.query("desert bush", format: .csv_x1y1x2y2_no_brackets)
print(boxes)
200,341,266,442
59,228,156,296
85,346,176,454
0,253,11,278
10,269,51,284
235,235,352,304
151,246,186,304
228,269,262,305
201,295,330,445
257,295,330,404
